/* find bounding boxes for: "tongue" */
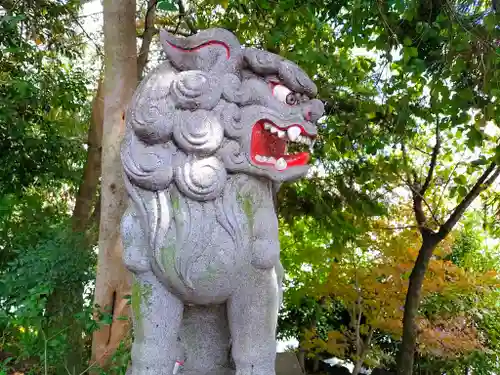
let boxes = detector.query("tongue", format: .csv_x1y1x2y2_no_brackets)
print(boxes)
283,152,309,167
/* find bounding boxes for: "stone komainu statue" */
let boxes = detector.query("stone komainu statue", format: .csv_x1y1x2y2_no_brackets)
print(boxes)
121,28,324,375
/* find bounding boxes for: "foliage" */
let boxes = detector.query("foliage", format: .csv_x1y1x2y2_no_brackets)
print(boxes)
0,5,89,198
0,220,94,372
1,0,500,373
301,218,499,370
0,1,92,373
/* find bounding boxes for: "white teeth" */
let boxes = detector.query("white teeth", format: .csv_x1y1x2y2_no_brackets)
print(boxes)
287,126,301,142
275,157,287,170
270,126,279,134
264,123,272,130
277,130,286,138
256,155,274,163
296,135,312,146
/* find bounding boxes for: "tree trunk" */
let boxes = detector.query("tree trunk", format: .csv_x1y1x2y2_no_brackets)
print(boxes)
352,360,363,375
72,78,104,233
91,0,137,369
297,343,306,374
312,358,320,373
396,233,440,375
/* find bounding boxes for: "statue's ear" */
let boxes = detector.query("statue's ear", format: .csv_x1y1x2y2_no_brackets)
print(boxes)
160,28,242,74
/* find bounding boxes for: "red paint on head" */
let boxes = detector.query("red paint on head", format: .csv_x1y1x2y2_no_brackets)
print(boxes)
166,40,231,59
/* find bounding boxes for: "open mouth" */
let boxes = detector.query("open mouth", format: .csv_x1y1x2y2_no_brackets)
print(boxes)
250,120,316,171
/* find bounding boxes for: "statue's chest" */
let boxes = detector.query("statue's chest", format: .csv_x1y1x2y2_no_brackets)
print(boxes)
152,201,252,302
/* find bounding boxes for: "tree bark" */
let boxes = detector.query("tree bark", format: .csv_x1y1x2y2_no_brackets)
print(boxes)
352,326,373,375
91,0,137,369
352,360,364,375
72,79,104,233
397,163,500,375
396,233,440,375
297,343,306,374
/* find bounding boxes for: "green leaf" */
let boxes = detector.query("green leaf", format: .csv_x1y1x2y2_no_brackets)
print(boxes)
454,175,467,186
457,185,468,198
403,36,413,46
157,0,178,11
484,13,497,32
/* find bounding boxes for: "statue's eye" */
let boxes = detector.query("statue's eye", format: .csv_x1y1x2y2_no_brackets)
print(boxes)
272,84,298,105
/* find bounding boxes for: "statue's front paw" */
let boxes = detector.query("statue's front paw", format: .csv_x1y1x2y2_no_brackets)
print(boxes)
123,246,150,273
250,239,279,269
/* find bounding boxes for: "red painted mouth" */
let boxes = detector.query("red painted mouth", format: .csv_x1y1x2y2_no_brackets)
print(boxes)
250,120,316,171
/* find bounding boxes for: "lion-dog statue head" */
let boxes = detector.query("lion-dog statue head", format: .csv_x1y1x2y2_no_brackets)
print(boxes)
120,27,324,375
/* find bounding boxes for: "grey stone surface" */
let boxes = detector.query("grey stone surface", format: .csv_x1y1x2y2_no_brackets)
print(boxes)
120,27,324,375
275,353,303,375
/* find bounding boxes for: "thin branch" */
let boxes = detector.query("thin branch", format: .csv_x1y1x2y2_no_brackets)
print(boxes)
137,0,158,80
420,122,441,196
401,142,416,186
434,149,467,214
391,163,440,226
69,11,103,56
140,26,192,38
376,225,420,231
414,146,432,156
176,0,197,35
412,122,441,232
354,267,362,354
408,182,442,228
163,26,191,36
439,163,500,237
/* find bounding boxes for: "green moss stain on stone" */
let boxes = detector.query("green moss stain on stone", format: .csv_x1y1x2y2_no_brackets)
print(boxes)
171,195,180,215
160,245,176,275
237,192,255,232
131,277,152,341
131,279,142,320
171,195,184,229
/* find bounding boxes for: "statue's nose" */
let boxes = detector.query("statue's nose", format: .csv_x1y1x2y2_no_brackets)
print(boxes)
302,99,325,123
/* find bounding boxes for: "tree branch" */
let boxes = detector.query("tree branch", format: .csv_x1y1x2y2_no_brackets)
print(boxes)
412,123,441,231
176,0,197,35
438,162,500,238
164,27,191,36
376,225,420,231
401,142,418,186
420,122,440,195
137,0,158,80
413,189,428,230
408,182,442,227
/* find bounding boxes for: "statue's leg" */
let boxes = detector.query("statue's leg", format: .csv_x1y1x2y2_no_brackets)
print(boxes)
227,267,280,375
128,272,184,375
181,304,233,375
